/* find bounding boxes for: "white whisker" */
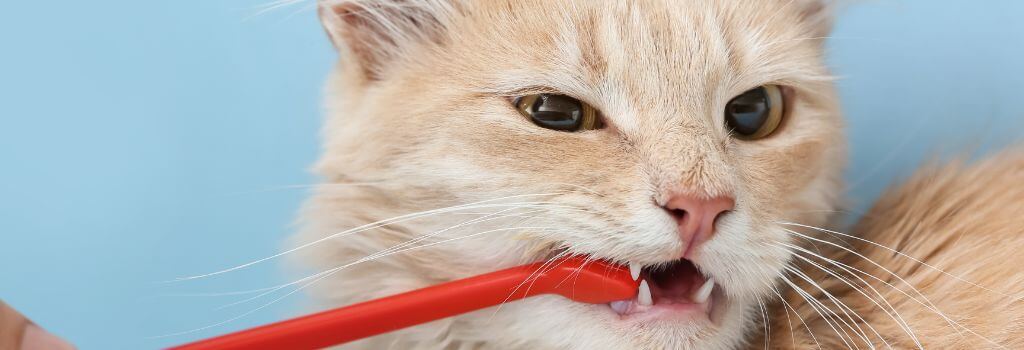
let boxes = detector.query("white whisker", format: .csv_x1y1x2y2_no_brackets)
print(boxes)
489,249,574,320
781,229,1008,349
780,274,858,350
214,207,554,309
167,192,577,282
766,281,822,350
780,221,1022,303
153,225,557,338
779,242,918,349
756,296,771,350
783,266,878,349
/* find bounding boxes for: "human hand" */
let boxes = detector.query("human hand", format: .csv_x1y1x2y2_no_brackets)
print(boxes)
1,300,74,350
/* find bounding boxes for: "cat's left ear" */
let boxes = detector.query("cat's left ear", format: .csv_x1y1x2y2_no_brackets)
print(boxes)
796,0,834,38
317,0,454,81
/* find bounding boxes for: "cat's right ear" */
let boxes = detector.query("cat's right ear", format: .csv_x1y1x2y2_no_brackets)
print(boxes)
318,0,454,81
795,0,834,38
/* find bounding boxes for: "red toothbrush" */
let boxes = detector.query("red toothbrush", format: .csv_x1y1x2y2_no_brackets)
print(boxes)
169,257,638,350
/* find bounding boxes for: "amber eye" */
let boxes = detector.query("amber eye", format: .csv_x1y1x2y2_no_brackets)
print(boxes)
724,85,785,140
515,94,602,132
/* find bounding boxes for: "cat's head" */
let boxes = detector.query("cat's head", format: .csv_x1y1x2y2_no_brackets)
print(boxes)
307,0,844,348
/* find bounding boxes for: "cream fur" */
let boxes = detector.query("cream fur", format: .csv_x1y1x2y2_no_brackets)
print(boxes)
763,149,1024,349
296,1,846,349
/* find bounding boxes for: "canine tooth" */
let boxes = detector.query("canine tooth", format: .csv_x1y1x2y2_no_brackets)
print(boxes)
629,262,641,281
693,278,715,304
638,280,653,306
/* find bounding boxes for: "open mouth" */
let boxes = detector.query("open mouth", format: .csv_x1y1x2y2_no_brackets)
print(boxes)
607,258,719,321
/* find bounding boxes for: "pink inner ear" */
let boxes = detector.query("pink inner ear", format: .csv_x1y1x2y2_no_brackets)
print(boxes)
318,2,390,79
317,1,450,81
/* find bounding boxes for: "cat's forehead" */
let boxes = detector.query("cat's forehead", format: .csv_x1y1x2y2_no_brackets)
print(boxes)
448,0,823,129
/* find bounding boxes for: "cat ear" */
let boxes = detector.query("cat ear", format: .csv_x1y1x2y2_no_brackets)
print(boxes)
318,0,454,81
796,0,834,38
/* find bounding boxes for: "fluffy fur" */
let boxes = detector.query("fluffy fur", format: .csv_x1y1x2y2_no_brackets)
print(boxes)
296,1,845,349
762,149,1024,349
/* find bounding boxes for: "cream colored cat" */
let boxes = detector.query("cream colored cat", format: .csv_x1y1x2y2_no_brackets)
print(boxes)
295,0,845,349
761,150,1024,349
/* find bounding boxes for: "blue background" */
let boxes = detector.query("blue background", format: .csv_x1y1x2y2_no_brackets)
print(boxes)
1,1,1021,348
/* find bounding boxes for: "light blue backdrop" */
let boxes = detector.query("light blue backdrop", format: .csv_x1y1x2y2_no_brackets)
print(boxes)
1,1,1021,348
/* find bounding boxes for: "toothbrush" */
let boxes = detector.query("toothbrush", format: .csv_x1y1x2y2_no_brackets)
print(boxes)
169,257,639,350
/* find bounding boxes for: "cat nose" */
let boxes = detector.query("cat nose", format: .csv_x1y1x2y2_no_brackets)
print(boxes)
662,195,735,257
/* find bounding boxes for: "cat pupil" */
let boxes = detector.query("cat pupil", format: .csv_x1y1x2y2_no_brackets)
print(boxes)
725,87,770,136
529,94,583,131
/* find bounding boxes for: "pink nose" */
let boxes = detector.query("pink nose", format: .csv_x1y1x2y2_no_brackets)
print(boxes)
663,195,735,257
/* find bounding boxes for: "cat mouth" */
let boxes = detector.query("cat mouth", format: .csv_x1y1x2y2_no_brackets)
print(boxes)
605,258,723,323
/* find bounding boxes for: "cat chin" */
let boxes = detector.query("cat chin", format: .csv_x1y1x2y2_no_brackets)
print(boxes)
473,293,753,350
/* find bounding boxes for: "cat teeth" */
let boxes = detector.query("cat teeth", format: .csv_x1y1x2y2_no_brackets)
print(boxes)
692,278,715,304
638,280,653,306
629,262,641,281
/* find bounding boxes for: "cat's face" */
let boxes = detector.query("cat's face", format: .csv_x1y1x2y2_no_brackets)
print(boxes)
305,0,844,348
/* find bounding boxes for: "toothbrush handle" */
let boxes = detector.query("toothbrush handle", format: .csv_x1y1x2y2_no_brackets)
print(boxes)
170,260,575,350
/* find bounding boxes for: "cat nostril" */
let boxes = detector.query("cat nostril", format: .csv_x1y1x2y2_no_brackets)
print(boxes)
667,208,688,222
661,195,736,253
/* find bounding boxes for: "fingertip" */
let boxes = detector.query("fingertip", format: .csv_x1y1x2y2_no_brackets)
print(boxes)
20,324,75,350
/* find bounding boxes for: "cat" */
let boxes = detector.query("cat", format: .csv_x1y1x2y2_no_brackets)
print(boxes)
758,149,1024,349
294,0,845,349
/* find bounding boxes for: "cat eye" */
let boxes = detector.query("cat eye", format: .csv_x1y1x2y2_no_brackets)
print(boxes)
514,94,602,132
724,85,785,140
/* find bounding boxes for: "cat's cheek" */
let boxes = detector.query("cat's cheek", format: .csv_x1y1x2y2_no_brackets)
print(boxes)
742,141,825,202
694,215,792,294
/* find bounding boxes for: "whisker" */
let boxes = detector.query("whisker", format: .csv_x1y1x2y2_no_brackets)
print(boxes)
780,242,918,349
782,228,968,337
214,207,554,309
153,225,557,339
520,250,587,304
561,257,601,305
488,249,575,320
167,192,577,282
223,182,384,197
780,274,858,350
783,265,879,349
765,281,822,350
780,221,1022,303
781,229,1008,349
151,287,294,299
756,296,771,350
247,0,306,20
